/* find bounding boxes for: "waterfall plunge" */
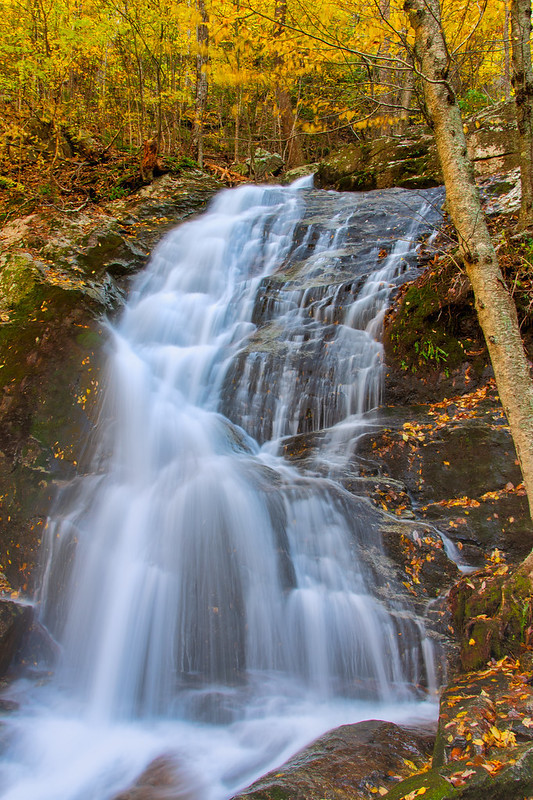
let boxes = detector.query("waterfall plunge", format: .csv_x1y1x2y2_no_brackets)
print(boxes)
1,181,443,800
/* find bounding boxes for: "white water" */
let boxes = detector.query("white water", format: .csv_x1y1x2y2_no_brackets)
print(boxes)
1,181,443,800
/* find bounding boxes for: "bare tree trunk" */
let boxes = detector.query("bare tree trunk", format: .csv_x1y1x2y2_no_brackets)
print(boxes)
234,89,241,163
275,86,304,167
504,0,512,97
405,0,533,524
396,54,415,133
193,0,209,168
511,0,533,227
273,0,304,168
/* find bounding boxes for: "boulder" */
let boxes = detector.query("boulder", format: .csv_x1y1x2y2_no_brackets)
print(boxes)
386,657,533,799
315,136,442,192
230,720,434,800
112,754,198,800
316,103,520,191
234,149,284,180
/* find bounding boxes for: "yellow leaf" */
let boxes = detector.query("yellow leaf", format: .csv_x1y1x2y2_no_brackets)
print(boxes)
469,638,476,646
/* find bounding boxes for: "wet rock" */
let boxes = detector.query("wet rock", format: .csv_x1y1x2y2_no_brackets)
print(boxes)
113,754,197,800
355,396,532,566
230,720,434,800
380,520,461,604
0,600,33,678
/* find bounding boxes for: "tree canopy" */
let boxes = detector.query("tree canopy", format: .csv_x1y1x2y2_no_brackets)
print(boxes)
0,0,514,164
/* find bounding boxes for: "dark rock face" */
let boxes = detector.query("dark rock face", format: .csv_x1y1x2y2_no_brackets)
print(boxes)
230,720,434,800
354,395,531,567
0,600,33,678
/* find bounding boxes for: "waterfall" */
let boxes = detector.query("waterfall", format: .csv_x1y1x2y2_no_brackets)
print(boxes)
1,180,443,800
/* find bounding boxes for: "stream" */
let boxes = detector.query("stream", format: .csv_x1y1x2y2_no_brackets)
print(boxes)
1,179,444,800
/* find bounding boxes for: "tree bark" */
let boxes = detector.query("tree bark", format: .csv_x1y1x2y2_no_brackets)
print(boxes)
273,0,304,168
511,0,533,227
193,0,209,169
405,0,533,524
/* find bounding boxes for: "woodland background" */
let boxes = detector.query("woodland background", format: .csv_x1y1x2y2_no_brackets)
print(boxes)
0,0,513,209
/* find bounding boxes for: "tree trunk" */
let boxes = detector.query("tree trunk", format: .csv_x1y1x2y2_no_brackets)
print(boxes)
504,0,512,97
193,0,209,169
405,0,533,524
273,0,304,168
511,0,533,227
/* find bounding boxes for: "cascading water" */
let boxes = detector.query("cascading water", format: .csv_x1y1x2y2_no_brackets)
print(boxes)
1,179,444,800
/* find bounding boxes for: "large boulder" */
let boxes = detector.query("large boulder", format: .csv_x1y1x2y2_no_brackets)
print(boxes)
230,720,434,800
315,136,442,191
112,755,197,800
316,102,520,191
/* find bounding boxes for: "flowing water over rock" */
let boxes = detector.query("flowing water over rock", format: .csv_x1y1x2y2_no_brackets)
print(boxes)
1,180,444,800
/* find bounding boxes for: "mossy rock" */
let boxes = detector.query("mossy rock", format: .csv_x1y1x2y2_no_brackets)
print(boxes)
0,254,39,311
383,770,455,800
448,566,533,671
386,265,482,376
385,745,533,800
315,136,442,192
230,721,433,800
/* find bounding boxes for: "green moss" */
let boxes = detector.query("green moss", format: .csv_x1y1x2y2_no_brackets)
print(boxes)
461,617,501,671
464,580,503,620
238,786,290,800
337,169,377,191
384,770,456,800
0,255,39,309
451,568,533,672
387,263,485,375
76,328,103,349
0,281,87,390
